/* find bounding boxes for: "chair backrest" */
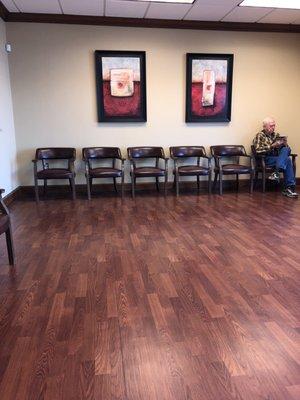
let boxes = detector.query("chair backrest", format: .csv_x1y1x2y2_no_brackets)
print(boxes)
36,148,76,160
127,147,165,159
82,147,121,160
170,146,206,158
210,145,246,157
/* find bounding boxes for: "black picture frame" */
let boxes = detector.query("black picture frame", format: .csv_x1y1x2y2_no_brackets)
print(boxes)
186,53,234,123
95,50,147,123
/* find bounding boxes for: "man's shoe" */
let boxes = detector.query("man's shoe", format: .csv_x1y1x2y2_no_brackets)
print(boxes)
282,187,298,198
268,171,280,182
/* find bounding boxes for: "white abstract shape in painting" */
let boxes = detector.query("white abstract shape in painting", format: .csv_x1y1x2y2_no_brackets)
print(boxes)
110,69,134,97
192,59,227,83
202,70,215,107
102,57,140,81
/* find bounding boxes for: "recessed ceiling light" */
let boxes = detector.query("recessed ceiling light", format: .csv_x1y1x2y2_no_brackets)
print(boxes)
137,0,195,3
239,0,300,9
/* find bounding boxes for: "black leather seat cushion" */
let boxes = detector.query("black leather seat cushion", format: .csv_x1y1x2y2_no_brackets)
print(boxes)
0,215,9,234
215,164,251,174
89,167,122,178
37,168,73,179
176,165,209,176
133,167,165,177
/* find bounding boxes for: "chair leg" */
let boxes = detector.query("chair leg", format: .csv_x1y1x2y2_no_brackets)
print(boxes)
236,174,239,192
113,178,118,194
70,177,76,200
173,175,176,189
131,175,135,198
176,174,179,196
262,170,266,193
254,171,258,189
34,176,39,203
5,225,15,265
156,177,160,192
121,174,125,198
197,176,200,194
164,173,167,197
86,175,91,200
44,179,47,196
213,172,218,192
250,171,254,194
208,172,212,195
219,172,223,195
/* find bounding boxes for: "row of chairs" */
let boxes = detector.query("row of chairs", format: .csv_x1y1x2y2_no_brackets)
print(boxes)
32,145,297,201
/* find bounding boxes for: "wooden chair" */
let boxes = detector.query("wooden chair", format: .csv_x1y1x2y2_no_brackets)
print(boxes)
210,145,254,195
82,147,125,199
0,189,15,265
32,148,76,202
127,147,169,198
251,145,297,192
170,146,212,196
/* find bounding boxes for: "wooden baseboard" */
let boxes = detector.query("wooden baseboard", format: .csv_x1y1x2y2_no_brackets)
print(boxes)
4,177,299,203
3,187,21,205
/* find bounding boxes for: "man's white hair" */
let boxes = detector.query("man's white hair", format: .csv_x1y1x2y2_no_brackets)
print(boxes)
263,117,275,127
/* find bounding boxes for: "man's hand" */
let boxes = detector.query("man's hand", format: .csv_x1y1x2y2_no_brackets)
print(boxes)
271,140,282,148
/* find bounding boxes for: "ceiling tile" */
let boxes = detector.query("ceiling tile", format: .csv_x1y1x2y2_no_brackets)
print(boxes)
184,4,235,21
191,0,240,6
146,3,192,20
258,9,300,24
60,0,104,16
14,0,62,14
222,6,273,22
105,0,149,18
1,0,20,12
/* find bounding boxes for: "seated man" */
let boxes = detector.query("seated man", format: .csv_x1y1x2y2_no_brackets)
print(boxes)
253,117,298,198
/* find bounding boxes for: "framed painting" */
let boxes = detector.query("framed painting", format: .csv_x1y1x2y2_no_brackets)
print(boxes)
186,53,234,123
95,50,147,122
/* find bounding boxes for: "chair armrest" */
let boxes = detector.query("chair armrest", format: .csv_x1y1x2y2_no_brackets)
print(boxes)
83,159,90,174
32,159,38,163
68,158,76,173
291,153,297,158
0,189,9,215
241,155,255,170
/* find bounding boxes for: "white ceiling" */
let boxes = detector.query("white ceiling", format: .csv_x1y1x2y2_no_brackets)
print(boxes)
2,0,300,24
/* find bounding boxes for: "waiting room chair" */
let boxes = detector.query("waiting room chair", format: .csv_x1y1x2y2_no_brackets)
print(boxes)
210,145,254,195
82,147,125,199
127,147,168,198
32,148,76,202
251,145,297,192
170,146,212,196
0,189,15,265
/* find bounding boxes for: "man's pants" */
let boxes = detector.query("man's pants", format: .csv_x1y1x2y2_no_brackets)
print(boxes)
265,146,295,188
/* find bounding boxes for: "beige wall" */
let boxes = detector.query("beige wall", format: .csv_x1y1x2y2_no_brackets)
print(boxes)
0,19,17,194
6,23,300,185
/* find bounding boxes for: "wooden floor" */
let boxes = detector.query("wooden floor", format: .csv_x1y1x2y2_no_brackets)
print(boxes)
0,190,299,400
